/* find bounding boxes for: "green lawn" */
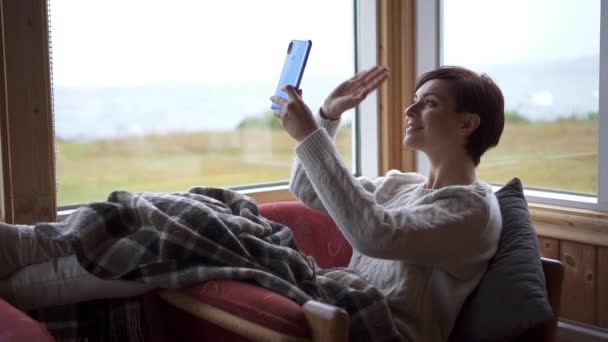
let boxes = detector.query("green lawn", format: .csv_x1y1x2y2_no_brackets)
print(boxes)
56,120,597,206
478,120,597,194
56,127,353,205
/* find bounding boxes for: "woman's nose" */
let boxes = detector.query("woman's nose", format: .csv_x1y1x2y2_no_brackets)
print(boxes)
404,102,417,117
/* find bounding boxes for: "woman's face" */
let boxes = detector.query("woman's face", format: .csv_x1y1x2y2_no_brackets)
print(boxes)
403,79,469,155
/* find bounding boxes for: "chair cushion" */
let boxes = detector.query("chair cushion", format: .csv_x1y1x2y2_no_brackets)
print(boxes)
259,201,352,268
450,177,553,341
182,280,310,338
0,298,54,342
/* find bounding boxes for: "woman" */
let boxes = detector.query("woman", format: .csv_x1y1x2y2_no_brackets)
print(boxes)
270,65,504,341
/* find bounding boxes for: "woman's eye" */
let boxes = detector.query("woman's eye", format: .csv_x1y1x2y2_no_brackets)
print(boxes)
425,99,435,106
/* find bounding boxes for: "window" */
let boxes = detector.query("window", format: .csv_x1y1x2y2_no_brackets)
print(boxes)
416,0,607,210
48,0,356,207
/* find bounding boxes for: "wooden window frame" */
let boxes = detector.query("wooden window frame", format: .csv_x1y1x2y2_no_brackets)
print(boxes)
0,0,56,224
377,0,417,174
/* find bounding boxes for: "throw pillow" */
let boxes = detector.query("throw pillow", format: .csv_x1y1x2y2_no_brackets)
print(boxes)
449,177,553,341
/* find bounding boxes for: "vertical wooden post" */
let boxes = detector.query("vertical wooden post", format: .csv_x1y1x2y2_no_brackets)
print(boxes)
597,247,608,328
560,241,597,325
377,0,416,174
0,0,56,223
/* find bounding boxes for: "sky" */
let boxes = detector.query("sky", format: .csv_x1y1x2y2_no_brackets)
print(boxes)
49,0,355,86
442,0,600,65
49,0,600,86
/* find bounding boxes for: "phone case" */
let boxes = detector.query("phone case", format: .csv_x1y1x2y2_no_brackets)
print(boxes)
271,39,312,110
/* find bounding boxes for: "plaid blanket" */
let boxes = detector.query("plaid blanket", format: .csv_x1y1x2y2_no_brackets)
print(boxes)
26,187,403,341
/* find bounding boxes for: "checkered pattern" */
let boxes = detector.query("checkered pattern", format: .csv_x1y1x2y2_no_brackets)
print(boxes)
27,187,403,341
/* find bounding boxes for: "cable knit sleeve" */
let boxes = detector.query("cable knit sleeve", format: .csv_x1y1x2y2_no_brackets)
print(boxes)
291,127,501,265
289,113,382,215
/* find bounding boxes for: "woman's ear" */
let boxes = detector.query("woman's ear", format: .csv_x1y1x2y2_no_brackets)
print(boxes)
460,113,480,136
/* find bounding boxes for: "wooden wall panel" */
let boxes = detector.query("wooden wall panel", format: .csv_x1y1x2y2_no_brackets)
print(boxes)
597,247,608,328
560,241,597,325
538,236,560,259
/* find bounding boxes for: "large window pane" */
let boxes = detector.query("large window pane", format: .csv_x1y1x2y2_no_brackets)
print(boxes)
49,1,355,206
442,0,599,195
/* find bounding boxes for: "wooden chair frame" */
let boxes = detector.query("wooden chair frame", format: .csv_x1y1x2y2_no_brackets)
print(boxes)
158,290,349,342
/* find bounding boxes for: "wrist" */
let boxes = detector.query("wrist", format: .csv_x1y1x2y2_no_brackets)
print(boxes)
319,107,339,121
297,126,319,143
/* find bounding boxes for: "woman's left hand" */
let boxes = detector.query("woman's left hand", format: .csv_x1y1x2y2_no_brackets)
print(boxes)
270,85,319,142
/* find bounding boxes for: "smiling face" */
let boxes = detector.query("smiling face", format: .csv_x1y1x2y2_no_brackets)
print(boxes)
403,79,472,157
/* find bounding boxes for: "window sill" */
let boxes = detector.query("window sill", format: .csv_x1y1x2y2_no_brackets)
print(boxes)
529,202,608,247
56,186,608,248
239,185,295,204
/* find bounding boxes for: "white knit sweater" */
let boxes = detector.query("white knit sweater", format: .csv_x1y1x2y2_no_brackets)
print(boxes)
289,115,502,342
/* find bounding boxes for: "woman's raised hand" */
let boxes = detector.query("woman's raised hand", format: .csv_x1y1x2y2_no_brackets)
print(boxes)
321,65,390,120
270,86,319,142
269,66,390,143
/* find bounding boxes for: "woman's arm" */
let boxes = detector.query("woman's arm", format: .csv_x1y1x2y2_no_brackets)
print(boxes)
275,66,391,213
295,128,499,265
289,113,381,214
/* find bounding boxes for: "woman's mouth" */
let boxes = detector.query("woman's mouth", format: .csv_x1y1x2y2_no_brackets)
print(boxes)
406,124,423,133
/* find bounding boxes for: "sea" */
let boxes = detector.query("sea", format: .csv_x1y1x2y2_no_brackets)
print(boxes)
53,56,599,141
53,77,341,141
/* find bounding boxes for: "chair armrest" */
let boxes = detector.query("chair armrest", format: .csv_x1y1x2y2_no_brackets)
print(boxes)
516,257,564,342
156,280,349,342
540,257,564,341
303,300,349,342
157,280,310,340
0,297,54,341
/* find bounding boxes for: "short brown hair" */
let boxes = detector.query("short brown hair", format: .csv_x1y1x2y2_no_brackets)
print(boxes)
416,66,505,166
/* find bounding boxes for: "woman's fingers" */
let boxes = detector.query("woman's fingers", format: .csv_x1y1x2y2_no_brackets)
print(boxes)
270,95,288,110
353,68,390,101
349,65,381,83
364,68,390,91
333,66,388,97
361,65,390,84
283,85,302,100
353,65,388,84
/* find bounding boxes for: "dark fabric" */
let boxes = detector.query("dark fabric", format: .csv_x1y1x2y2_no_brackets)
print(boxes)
29,297,145,342
450,178,553,341
23,187,402,342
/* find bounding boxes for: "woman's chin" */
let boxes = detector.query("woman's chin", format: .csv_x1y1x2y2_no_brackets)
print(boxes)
403,136,422,150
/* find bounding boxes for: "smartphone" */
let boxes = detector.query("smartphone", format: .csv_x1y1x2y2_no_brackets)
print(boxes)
270,39,312,110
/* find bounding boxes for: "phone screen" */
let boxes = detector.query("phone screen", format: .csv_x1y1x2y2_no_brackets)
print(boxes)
271,40,312,110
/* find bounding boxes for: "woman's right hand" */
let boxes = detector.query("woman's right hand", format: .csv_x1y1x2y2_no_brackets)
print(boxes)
321,65,390,120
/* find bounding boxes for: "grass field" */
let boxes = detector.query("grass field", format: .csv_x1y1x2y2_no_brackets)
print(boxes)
477,120,597,194
56,120,597,206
